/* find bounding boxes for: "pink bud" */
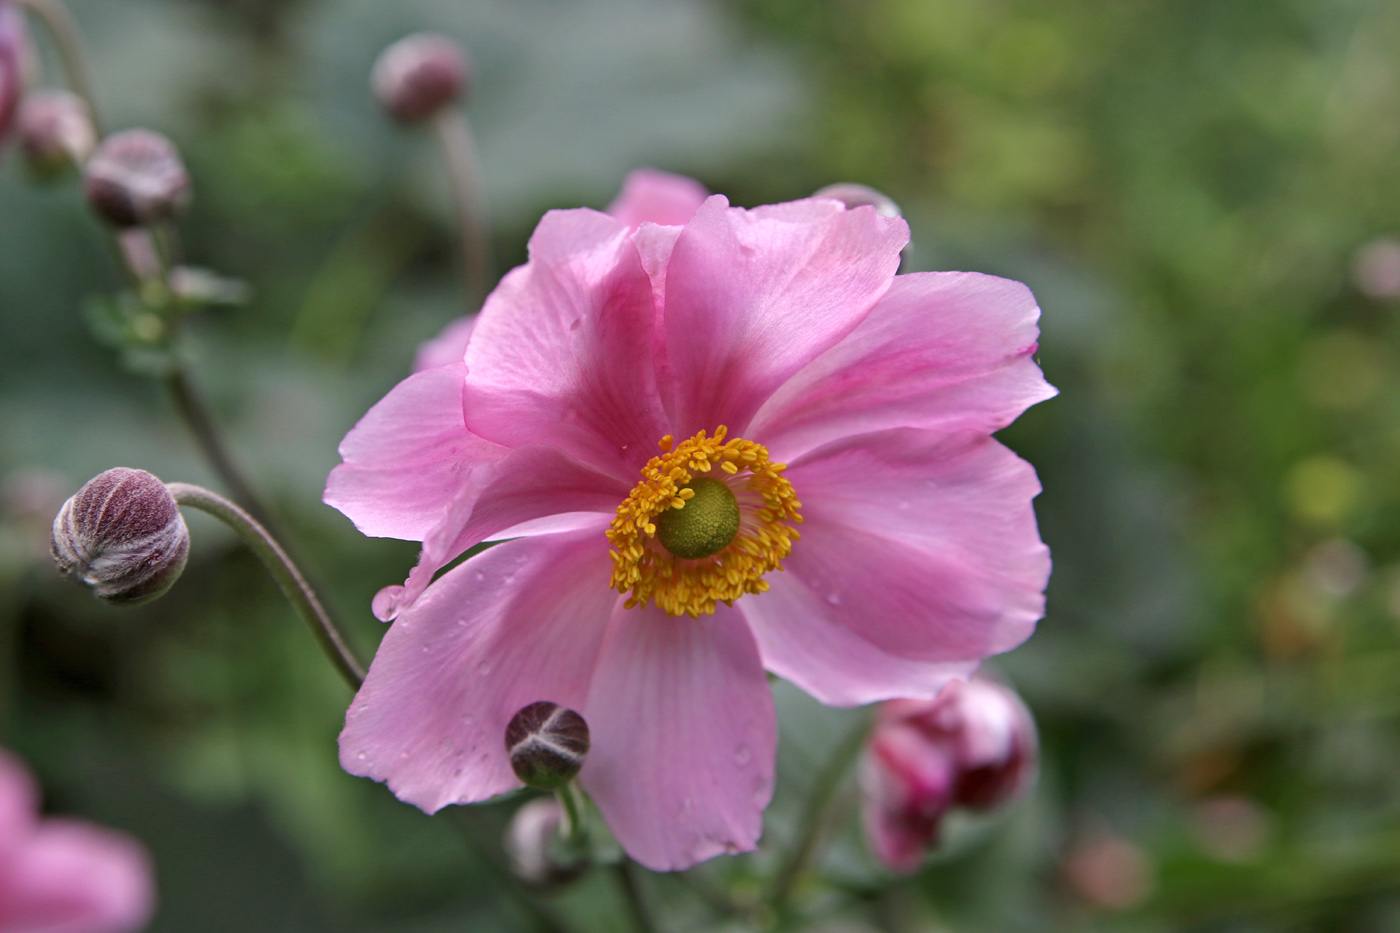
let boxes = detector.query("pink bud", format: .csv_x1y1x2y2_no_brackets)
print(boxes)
502,798,586,887
51,468,189,604
861,676,1038,872
371,33,468,125
84,130,190,227
17,89,95,178
0,1,25,149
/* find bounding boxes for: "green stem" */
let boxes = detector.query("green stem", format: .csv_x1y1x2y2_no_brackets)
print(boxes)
556,782,587,845
615,859,659,933
767,715,873,925
165,482,365,689
430,108,494,308
15,0,103,134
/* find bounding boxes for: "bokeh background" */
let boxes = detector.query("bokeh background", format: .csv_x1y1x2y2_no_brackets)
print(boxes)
3,0,1400,929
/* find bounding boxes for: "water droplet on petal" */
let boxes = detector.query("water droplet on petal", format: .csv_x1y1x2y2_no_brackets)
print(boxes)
826,592,842,606
356,751,367,761
734,745,751,765
477,661,492,675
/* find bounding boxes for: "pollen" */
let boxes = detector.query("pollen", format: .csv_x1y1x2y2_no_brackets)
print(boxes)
607,427,803,618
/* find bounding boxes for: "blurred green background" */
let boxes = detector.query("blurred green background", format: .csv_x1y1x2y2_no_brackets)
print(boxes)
3,0,1400,930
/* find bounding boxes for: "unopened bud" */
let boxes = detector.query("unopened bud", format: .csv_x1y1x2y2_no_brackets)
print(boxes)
84,130,189,227
51,468,189,604
503,798,587,887
813,183,903,220
0,1,25,150
17,90,95,178
372,33,468,124
505,701,589,791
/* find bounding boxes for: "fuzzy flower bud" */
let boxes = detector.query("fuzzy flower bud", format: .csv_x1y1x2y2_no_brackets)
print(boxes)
0,1,25,149
372,33,469,124
503,798,587,887
84,130,190,227
860,676,1037,872
17,89,95,178
504,701,590,791
51,468,189,605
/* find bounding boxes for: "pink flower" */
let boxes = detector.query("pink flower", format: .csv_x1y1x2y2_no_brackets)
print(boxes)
0,749,154,933
861,676,1038,873
326,170,1053,870
0,1,25,151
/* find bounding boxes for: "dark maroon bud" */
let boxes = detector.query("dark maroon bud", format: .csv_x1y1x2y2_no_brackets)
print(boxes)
505,701,589,791
51,468,189,604
813,182,903,219
17,90,95,178
372,33,468,124
84,130,190,227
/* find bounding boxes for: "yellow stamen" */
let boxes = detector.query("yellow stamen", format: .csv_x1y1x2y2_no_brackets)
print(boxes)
607,428,803,617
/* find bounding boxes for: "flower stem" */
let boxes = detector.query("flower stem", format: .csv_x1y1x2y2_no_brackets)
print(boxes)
767,714,873,925
430,108,494,308
15,0,102,134
165,482,366,689
556,781,587,845
614,859,658,933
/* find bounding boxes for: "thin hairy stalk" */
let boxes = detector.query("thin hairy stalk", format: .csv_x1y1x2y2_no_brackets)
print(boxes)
15,0,101,133
768,715,873,925
431,108,494,308
165,482,365,689
614,859,659,933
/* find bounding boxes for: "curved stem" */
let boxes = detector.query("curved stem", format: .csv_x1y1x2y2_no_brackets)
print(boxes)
166,482,366,690
767,715,873,925
15,0,102,134
431,109,494,308
615,859,658,933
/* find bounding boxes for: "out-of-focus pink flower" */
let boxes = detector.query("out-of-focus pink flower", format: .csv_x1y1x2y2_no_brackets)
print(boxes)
0,749,154,933
327,172,1053,870
861,676,1037,872
0,1,25,150
412,169,708,374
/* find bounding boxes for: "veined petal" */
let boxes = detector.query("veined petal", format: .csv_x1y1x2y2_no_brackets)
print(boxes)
463,208,669,478
413,315,477,373
656,196,908,437
606,168,709,229
324,362,506,541
581,603,775,872
0,819,154,933
341,523,617,814
744,429,1048,704
753,272,1056,462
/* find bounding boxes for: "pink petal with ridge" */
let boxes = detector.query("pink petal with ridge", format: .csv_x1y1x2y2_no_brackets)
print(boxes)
341,524,617,813
463,209,669,478
0,819,155,933
0,750,37,853
413,315,477,373
753,271,1056,461
606,168,709,229
581,603,775,872
743,429,1048,704
324,362,506,541
655,196,908,437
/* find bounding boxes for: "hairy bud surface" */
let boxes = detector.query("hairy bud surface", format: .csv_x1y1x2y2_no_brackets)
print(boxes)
372,33,468,124
505,701,590,791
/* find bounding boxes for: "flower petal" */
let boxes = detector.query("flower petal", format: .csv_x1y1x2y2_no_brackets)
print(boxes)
606,168,709,229
324,362,506,541
656,196,908,437
463,208,670,478
752,271,1056,461
0,818,154,933
341,522,618,813
413,314,477,373
743,429,1048,705
0,749,37,852
580,603,775,872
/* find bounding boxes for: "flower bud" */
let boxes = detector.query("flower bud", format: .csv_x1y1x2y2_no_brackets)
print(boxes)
51,468,189,605
813,183,903,219
84,130,190,227
17,89,95,178
503,798,587,887
372,33,469,124
0,1,25,150
504,701,589,791
860,676,1037,872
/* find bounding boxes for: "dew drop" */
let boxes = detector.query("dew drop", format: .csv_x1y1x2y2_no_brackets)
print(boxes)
476,661,492,675
356,751,367,761
825,592,842,606
734,745,751,765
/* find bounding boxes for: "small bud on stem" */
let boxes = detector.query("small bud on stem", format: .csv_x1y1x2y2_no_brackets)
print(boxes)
17,88,93,177
505,701,590,791
372,33,468,125
84,129,189,227
51,468,189,604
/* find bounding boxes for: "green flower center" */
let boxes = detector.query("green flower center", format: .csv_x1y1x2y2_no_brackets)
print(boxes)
654,476,740,560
